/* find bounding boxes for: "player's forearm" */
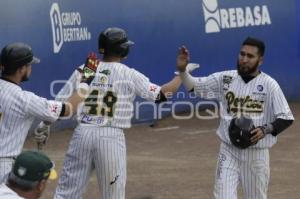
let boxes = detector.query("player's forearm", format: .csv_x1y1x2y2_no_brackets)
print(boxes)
160,76,182,97
63,83,89,117
259,118,293,137
270,118,294,136
179,71,197,92
55,70,81,102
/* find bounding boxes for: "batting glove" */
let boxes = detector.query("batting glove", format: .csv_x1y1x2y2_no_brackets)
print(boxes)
80,52,99,85
174,63,200,75
34,122,50,145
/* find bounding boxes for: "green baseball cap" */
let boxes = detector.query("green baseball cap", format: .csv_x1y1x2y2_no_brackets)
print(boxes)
11,151,57,182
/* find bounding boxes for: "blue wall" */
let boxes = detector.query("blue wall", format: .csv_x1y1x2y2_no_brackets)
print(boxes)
0,0,299,125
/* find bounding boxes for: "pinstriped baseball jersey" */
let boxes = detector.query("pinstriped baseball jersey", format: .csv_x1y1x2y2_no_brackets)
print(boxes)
56,62,161,128
0,79,63,157
193,70,294,148
192,69,293,199
54,61,162,199
0,78,63,184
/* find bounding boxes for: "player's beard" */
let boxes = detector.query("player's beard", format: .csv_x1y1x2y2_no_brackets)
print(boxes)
237,60,260,78
21,72,29,82
21,66,31,82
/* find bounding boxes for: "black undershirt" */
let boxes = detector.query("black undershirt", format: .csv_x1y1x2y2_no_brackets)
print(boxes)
155,91,167,103
239,73,293,135
271,118,293,136
240,71,260,83
59,104,66,117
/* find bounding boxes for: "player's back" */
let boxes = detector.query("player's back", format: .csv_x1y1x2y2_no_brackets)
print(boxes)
78,62,159,129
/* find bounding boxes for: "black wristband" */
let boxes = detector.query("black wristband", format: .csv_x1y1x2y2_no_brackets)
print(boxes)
155,91,167,103
59,103,66,117
258,123,274,136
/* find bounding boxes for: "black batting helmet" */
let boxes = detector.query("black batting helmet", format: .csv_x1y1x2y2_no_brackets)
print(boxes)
228,115,256,149
0,42,40,75
98,27,134,58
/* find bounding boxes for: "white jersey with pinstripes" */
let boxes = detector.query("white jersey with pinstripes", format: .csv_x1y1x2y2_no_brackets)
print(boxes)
0,79,63,157
193,70,294,148
0,79,62,157
56,62,161,128
54,61,161,199
0,78,62,184
193,70,294,199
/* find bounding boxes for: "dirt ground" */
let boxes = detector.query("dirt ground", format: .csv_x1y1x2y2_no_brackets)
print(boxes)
24,102,300,199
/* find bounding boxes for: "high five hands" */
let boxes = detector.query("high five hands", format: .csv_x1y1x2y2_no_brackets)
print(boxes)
176,46,190,72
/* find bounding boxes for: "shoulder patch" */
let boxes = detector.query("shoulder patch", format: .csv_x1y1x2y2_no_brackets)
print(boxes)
223,75,233,91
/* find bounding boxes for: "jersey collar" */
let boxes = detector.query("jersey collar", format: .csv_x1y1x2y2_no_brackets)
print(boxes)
240,71,261,84
0,77,19,86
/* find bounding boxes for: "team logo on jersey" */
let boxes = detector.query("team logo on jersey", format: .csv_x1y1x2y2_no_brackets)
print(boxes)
50,3,92,53
257,85,264,92
150,85,157,92
98,76,108,84
48,103,60,114
96,74,108,84
225,91,264,114
202,0,272,33
223,75,233,91
97,70,110,83
99,70,111,75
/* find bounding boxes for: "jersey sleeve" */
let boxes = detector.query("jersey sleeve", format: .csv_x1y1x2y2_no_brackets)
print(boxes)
55,66,82,101
194,72,222,100
271,82,294,120
24,91,63,123
131,69,161,101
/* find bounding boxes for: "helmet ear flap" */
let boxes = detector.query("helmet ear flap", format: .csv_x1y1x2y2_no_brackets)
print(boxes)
119,45,129,58
98,32,107,54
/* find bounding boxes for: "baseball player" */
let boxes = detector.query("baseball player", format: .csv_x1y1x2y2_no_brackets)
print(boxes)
49,27,197,199
0,42,94,183
177,37,294,199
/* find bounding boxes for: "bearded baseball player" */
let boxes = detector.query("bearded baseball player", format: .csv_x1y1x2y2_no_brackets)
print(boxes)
0,42,94,184
177,37,294,199
47,27,198,199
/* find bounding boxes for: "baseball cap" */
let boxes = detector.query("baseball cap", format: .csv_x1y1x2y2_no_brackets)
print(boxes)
10,151,57,183
0,42,40,68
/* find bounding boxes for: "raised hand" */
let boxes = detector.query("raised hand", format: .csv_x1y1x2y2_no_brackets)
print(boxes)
81,52,100,85
176,46,190,72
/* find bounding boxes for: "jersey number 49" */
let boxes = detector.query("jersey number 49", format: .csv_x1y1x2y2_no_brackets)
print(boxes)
84,89,117,117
